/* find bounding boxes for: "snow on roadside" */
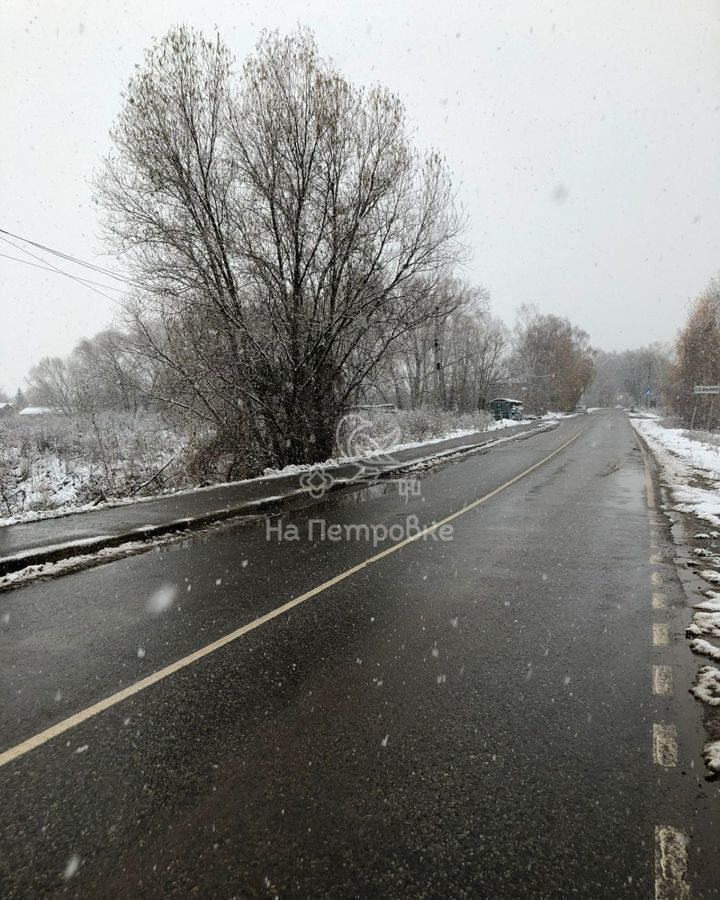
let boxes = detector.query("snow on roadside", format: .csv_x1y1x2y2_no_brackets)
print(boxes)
634,414,720,775
704,741,720,774
541,411,580,421
695,595,720,612
0,539,161,591
630,416,720,526
260,417,534,478
686,611,720,639
691,666,720,706
0,530,203,592
690,638,720,662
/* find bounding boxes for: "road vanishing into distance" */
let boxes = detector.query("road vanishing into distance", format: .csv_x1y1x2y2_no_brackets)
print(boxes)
1,409,718,898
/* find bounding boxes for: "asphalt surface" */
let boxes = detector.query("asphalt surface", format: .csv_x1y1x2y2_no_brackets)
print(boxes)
0,420,539,564
1,408,718,898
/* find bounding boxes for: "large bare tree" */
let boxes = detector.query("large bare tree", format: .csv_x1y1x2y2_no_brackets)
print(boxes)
96,27,465,469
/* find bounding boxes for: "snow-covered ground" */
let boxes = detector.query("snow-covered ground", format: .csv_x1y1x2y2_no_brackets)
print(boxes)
630,416,720,526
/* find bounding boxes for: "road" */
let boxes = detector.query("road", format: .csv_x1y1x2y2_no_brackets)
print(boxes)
1,408,718,898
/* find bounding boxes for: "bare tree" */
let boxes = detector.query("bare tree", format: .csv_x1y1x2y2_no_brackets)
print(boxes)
379,279,507,410
72,330,145,413
510,305,594,414
26,357,74,413
584,345,672,409
95,27,465,469
440,299,508,410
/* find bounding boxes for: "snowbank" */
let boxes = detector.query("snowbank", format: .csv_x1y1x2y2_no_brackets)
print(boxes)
630,417,720,526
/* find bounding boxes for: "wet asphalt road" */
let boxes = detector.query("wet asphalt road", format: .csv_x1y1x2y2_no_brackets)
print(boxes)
1,409,718,899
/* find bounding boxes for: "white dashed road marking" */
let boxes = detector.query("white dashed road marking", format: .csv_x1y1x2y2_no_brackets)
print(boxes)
641,446,692,897
653,665,674,696
653,724,679,768
655,825,690,900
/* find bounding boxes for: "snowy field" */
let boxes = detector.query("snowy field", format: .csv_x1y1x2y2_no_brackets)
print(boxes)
0,412,179,527
630,414,720,526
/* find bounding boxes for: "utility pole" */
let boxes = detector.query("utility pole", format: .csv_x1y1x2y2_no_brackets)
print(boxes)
433,305,441,408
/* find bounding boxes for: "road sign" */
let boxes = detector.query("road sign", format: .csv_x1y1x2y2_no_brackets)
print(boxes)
693,385,720,395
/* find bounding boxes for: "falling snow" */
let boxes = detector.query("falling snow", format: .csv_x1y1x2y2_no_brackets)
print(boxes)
63,855,80,880
146,583,177,615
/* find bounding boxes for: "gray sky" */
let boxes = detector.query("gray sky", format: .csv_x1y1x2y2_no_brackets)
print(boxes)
2,0,719,394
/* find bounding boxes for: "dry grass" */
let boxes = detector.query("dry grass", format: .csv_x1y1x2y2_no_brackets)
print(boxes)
0,412,183,520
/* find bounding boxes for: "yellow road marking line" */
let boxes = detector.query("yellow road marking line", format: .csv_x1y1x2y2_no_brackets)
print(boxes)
653,623,670,646
652,593,668,610
653,665,673,695
651,572,663,586
653,724,678,767
0,426,589,769
655,825,690,900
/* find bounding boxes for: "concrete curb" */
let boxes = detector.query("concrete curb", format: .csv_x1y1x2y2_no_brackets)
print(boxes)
0,422,554,578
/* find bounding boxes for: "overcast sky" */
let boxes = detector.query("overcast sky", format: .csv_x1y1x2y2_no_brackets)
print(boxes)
1,0,719,394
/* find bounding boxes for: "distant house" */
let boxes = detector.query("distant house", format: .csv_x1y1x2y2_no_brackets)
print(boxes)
0,403,13,418
17,406,63,417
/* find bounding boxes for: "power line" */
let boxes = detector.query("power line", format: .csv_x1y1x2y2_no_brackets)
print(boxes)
0,226,141,288
0,235,121,306
0,250,126,292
